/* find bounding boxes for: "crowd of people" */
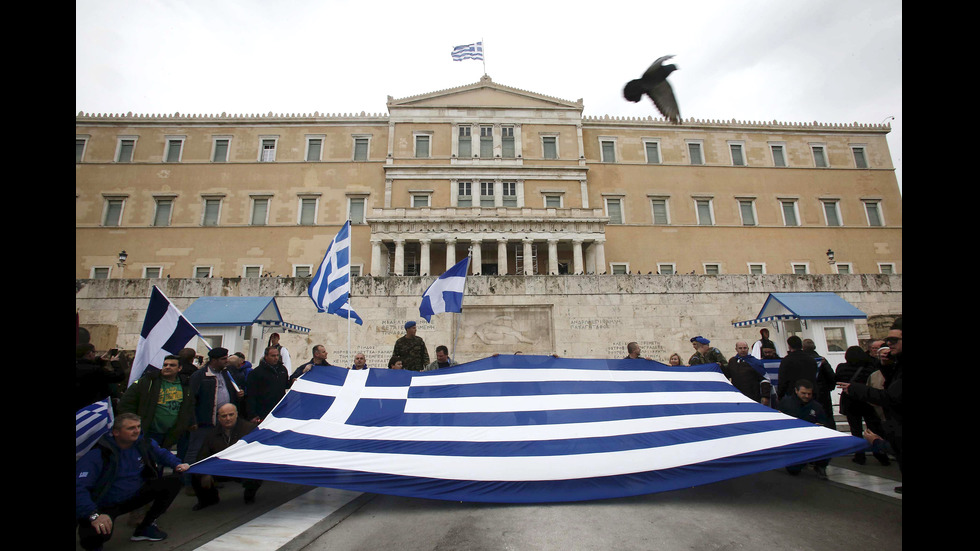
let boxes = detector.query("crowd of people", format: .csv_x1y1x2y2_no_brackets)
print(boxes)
76,319,902,548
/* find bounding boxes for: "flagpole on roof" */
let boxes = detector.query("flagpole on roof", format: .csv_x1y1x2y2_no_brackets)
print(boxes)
481,37,486,75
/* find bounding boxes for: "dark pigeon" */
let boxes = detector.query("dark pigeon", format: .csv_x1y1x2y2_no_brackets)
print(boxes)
624,55,681,124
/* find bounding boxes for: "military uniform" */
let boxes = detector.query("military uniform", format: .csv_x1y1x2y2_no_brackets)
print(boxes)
393,335,430,371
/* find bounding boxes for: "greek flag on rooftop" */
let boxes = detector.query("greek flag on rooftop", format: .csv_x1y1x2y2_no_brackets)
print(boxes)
451,42,483,61
419,256,470,322
76,398,113,460
130,285,201,386
187,355,866,503
308,221,362,324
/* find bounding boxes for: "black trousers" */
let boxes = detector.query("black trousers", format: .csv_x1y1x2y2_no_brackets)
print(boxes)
77,475,182,550
192,473,263,504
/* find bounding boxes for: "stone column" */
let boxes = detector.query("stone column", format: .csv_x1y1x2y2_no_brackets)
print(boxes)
445,237,457,268
471,241,482,274
594,238,606,275
548,239,559,275
572,239,584,275
522,239,534,275
420,238,431,276
370,238,383,276
497,239,508,275
394,238,405,276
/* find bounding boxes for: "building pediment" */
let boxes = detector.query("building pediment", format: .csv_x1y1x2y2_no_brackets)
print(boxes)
387,75,583,112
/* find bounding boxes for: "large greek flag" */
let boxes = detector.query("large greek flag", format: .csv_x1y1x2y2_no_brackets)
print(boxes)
308,221,362,324
451,41,483,61
187,355,866,503
76,398,113,460
419,256,470,322
130,285,201,386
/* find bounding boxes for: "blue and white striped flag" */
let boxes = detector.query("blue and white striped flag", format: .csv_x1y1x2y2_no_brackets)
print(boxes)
419,256,470,322
451,41,483,61
308,221,362,324
187,355,866,503
76,398,113,460
130,285,201,387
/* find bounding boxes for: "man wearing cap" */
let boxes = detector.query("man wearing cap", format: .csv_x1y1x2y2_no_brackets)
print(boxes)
187,348,245,469
393,321,430,372
688,336,727,370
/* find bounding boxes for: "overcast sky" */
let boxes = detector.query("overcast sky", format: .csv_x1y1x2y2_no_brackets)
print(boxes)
77,0,901,191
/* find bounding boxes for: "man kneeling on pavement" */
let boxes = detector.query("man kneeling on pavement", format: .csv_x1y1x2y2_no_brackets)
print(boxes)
191,402,263,510
778,379,832,480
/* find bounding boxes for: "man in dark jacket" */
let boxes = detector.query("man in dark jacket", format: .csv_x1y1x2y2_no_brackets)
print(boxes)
118,355,195,451
777,336,816,400
802,339,837,430
778,380,830,479
191,403,262,509
186,348,245,469
724,341,772,405
76,344,127,413
289,344,331,382
76,413,189,549
246,346,290,423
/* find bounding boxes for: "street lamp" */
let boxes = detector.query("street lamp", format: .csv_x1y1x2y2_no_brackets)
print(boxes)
117,250,128,278
826,249,835,264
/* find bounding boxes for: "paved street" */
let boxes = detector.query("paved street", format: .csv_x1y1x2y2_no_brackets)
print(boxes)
77,455,901,550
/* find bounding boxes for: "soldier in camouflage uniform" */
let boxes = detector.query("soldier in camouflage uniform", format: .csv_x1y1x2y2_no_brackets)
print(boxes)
688,336,727,369
393,321,430,371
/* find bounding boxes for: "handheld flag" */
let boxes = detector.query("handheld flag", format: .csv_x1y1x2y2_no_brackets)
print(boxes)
419,256,470,322
187,356,868,503
76,398,113,460
308,221,362,324
130,286,201,386
451,42,484,61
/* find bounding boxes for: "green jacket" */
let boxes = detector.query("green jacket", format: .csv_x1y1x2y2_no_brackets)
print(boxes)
119,371,195,448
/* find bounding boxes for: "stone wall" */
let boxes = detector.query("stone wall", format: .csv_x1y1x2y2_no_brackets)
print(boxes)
76,274,901,369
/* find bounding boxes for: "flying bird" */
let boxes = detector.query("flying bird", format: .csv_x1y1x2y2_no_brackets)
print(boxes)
624,55,681,124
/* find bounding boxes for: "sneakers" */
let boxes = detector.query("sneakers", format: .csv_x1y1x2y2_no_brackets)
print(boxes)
131,522,168,542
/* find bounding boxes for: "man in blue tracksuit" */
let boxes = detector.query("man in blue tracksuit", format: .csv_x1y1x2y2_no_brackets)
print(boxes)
76,413,189,549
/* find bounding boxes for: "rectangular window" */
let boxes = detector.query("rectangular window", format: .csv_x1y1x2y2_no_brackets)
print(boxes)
251,197,270,225
348,197,366,224
823,200,842,226
824,327,848,352
645,141,661,164
153,198,173,227
194,266,213,278
704,263,721,275
415,134,430,158
696,199,713,225
103,199,124,226
457,181,472,207
143,267,162,278
878,263,895,274
480,181,495,207
836,263,852,275
812,145,828,168
92,267,111,279
729,143,745,166
605,197,623,224
244,266,262,278
299,198,317,225
748,263,765,275
458,126,472,158
306,138,322,161
658,263,675,275
739,199,756,226
611,263,628,275
212,138,229,162
294,265,312,278
771,144,786,167
480,126,493,157
502,181,517,206
600,140,616,162
781,200,800,226
865,201,883,226
165,139,183,162
501,126,515,158
202,199,221,226
651,198,669,224
76,138,87,163
792,263,809,275
412,195,430,208
117,139,135,162
260,139,277,162
688,142,704,165
353,137,369,161
542,136,557,159
545,195,562,208
852,146,868,168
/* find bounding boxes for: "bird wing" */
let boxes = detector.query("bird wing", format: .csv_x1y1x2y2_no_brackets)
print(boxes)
642,55,674,80
647,80,680,123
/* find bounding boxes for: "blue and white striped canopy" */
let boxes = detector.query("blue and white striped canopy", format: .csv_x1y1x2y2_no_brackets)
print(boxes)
188,355,865,503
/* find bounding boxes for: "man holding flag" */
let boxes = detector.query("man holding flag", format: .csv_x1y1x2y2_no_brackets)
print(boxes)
186,348,245,471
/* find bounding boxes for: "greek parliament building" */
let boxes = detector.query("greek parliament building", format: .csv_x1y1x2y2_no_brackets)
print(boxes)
76,75,901,281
